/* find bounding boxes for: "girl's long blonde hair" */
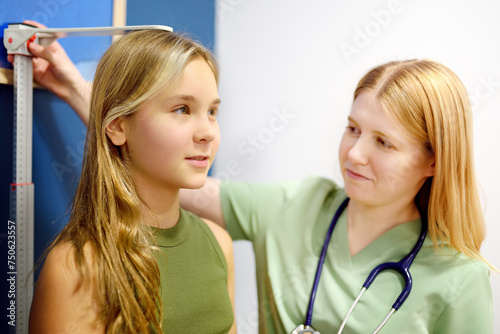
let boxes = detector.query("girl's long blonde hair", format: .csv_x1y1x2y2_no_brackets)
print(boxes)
354,59,489,265
49,29,218,333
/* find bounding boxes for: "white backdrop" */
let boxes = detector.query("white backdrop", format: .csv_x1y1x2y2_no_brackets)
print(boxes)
214,0,500,333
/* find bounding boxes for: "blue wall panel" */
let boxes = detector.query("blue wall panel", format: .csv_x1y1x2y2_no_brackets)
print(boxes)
1,1,214,331
127,0,215,50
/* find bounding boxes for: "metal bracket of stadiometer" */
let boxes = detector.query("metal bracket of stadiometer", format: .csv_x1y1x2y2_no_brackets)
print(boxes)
3,22,172,334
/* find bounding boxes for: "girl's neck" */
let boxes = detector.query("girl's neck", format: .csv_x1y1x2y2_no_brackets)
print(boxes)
137,185,181,229
346,199,420,256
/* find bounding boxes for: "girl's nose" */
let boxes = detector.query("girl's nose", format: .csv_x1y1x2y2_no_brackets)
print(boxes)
194,114,218,143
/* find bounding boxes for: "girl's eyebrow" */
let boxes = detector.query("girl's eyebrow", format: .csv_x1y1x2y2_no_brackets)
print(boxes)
169,95,221,105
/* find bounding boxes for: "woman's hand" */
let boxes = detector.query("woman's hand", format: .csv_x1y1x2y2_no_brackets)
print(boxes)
7,20,91,125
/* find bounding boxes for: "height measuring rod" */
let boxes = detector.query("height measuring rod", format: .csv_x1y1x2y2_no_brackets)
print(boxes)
3,23,172,334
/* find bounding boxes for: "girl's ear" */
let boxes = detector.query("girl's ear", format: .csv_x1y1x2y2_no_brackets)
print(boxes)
106,117,127,146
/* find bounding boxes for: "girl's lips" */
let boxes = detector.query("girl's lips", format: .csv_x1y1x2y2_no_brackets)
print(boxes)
185,156,209,168
346,169,370,181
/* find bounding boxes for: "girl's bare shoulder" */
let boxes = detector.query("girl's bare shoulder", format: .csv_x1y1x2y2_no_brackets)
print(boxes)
29,241,104,333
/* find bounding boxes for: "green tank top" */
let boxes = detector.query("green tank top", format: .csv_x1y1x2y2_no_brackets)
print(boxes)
152,209,233,333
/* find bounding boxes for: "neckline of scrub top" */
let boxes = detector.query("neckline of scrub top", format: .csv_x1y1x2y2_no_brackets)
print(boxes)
149,209,190,247
334,212,422,271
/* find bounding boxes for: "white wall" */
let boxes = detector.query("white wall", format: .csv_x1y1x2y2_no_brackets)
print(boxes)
215,0,500,333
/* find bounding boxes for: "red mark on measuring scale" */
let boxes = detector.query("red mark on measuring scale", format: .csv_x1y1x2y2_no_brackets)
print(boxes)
10,182,34,192
8,37,13,44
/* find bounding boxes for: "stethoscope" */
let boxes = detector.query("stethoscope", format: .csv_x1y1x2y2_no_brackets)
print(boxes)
292,197,428,334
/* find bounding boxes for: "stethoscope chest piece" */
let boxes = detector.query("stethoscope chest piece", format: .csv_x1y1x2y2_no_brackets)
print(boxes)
291,324,320,334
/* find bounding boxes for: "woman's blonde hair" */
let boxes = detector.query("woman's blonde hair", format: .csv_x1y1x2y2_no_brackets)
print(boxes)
49,29,218,333
354,59,489,265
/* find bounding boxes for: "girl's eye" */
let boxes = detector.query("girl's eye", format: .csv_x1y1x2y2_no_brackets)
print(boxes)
346,125,360,135
376,137,393,149
173,106,189,115
208,109,217,117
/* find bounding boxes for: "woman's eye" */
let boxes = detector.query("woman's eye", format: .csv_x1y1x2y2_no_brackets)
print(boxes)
208,109,217,117
376,137,393,149
346,125,360,135
173,106,189,115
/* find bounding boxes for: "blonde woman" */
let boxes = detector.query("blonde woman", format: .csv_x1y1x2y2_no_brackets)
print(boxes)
28,29,236,333
17,28,494,332
183,59,494,333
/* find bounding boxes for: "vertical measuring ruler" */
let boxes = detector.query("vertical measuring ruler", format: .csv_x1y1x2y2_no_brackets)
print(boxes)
6,23,35,334
3,23,172,333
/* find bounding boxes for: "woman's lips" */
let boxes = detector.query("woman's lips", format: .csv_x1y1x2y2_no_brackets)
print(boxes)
346,168,370,181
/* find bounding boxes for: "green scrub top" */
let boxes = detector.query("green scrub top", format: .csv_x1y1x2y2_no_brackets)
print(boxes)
220,176,493,334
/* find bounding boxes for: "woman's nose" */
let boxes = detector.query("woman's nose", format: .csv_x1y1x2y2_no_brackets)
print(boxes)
347,136,369,165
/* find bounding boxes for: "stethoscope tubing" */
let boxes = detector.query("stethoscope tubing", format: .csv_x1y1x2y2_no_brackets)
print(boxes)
362,219,428,310
301,197,428,333
305,198,350,326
